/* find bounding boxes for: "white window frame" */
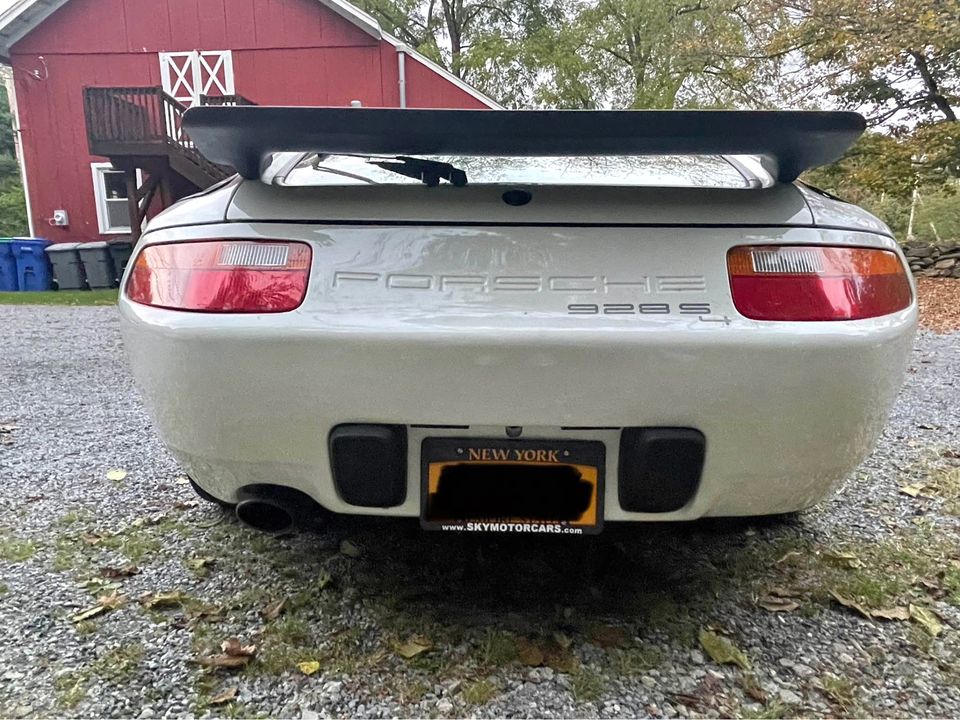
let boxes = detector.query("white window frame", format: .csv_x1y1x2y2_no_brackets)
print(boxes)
91,163,142,235
159,50,235,108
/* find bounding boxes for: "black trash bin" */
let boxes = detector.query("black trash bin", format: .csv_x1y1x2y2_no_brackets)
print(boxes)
45,242,88,290
106,237,134,284
77,241,117,289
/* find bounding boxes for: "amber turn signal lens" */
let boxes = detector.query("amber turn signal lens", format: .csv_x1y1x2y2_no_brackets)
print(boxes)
727,245,912,321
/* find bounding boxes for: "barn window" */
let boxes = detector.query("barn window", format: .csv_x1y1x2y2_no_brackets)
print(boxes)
91,163,140,234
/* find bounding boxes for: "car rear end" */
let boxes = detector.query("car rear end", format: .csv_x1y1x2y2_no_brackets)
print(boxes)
119,162,917,530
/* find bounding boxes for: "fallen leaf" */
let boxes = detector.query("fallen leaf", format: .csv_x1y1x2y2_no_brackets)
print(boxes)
71,604,109,623
297,660,321,676
261,598,286,621
516,638,544,667
106,469,128,482
173,500,199,510
699,629,750,670
589,625,626,648
82,578,120,595
552,631,572,650
188,605,225,624
823,550,863,569
829,590,872,619
71,592,128,623
395,635,431,659
909,605,943,637
222,638,257,657
768,586,800,598
758,596,800,613
195,654,251,669
186,556,215,572
899,483,926,498
98,591,128,610
82,533,104,545
100,564,140,579
140,591,188,609
175,476,191,485
869,606,910,621
916,577,946,599
339,539,362,558
208,687,237,705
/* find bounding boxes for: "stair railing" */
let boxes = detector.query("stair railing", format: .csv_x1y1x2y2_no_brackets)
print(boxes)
84,86,234,180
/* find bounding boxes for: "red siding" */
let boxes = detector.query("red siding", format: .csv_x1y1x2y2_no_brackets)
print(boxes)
10,0,490,241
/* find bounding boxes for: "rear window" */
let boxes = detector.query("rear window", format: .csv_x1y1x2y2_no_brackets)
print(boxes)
281,154,751,188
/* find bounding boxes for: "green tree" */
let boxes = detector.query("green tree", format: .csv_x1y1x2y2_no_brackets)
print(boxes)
772,0,958,191
0,83,27,236
355,0,565,92
541,0,782,109
772,0,958,126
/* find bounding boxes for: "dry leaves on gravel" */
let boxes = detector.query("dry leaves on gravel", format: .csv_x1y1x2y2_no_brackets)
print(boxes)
698,629,750,671
100,563,140,579
208,687,238,705
71,591,128,623
140,591,189,609
297,660,321,676
196,638,258,669
394,635,432,659
916,278,960,333
261,597,286,621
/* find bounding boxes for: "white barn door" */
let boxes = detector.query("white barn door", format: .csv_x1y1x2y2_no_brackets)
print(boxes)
159,50,235,107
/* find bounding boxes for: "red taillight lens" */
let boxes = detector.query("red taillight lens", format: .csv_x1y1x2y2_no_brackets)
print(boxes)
727,245,912,321
126,240,311,313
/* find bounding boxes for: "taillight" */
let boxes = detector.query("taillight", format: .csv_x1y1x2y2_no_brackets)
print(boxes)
727,245,912,321
126,240,311,313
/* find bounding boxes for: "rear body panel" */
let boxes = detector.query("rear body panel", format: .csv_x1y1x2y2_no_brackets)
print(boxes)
120,181,917,520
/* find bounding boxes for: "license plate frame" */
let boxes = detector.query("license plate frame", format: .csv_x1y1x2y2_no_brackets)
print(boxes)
420,438,605,534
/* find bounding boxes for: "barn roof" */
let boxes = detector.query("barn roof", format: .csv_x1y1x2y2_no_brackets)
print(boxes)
0,0,501,108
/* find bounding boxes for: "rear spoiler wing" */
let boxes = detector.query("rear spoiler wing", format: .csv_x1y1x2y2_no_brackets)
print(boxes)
182,107,865,184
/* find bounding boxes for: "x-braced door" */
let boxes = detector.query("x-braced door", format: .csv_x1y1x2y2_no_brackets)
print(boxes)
159,50,235,107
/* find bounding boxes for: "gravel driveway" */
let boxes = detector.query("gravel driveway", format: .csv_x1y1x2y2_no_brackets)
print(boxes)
1,305,958,719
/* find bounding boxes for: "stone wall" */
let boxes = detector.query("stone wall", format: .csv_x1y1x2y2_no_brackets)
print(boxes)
902,242,960,278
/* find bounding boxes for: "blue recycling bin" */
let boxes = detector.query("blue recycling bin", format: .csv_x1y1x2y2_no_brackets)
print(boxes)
11,238,53,291
0,240,17,291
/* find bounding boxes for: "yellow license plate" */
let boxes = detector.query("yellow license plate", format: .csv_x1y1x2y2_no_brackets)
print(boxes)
420,438,604,534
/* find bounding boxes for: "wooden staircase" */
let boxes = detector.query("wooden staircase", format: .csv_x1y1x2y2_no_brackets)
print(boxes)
83,87,254,239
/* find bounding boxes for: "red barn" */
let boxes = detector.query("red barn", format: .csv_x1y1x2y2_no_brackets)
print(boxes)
0,0,499,242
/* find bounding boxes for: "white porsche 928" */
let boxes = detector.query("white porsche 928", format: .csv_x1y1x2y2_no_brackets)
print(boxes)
119,108,917,535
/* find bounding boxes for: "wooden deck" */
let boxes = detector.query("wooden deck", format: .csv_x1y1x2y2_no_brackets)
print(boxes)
83,87,251,239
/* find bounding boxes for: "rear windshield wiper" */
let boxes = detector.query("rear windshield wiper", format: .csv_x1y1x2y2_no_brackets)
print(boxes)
370,156,468,187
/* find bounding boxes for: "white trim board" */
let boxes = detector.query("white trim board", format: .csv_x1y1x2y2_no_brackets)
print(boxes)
90,162,142,235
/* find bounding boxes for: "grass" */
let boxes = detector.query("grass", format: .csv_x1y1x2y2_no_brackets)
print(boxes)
0,289,118,306
54,643,144,709
739,701,795,719
818,674,864,715
0,535,37,562
610,643,663,676
570,667,606,702
480,630,518,667
461,678,499,705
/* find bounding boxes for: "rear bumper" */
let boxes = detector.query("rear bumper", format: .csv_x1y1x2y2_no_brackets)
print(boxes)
119,299,917,520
